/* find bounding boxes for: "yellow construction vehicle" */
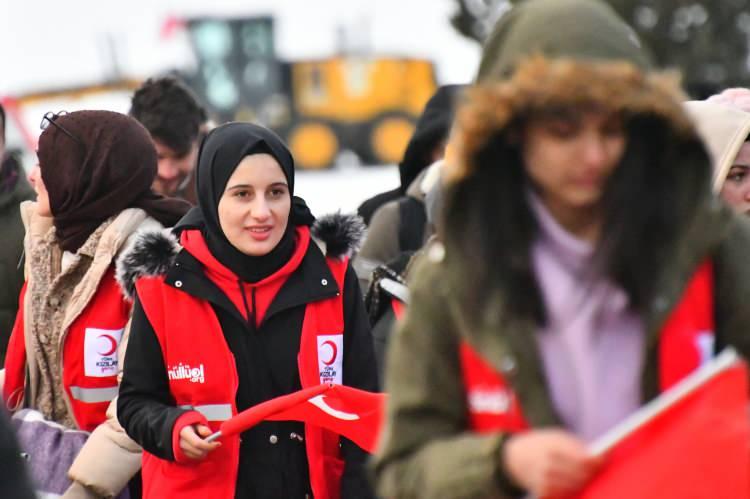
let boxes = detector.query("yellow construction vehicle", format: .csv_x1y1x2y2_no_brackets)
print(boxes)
181,16,437,169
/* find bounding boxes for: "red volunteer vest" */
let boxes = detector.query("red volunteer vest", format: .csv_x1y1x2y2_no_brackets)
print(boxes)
136,256,349,499
460,261,715,432
3,267,131,432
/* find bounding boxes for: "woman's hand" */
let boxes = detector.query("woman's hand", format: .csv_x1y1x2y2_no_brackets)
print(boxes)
501,429,603,499
179,424,220,460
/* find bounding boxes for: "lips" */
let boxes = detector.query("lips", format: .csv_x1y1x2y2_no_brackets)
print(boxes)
246,226,273,241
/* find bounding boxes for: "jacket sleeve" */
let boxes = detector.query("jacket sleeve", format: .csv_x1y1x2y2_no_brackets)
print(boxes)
714,216,750,358
340,263,380,499
66,317,143,498
372,256,522,499
117,296,190,461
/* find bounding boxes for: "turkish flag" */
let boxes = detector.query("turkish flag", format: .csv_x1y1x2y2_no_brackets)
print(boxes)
581,362,750,499
218,384,386,453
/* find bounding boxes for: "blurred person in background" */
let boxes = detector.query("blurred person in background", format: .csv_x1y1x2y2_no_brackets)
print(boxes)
356,83,458,226
373,0,750,498
117,123,377,499
685,88,750,215
129,76,209,205
2,111,189,498
354,85,462,288
364,163,447,378
0,103,35,365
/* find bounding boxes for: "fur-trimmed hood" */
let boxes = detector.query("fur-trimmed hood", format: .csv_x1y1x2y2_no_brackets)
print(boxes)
444,0,698,184
115,213,365,300
446,56,695,184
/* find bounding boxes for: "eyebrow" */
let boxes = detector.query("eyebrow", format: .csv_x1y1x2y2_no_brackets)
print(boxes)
225,181,288,191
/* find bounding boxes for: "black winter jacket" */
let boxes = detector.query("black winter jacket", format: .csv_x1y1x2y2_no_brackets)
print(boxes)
117,215,378,499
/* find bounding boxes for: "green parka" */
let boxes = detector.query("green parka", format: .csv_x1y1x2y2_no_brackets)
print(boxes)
373,1,750,497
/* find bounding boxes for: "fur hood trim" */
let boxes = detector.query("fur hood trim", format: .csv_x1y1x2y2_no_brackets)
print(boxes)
115,228,180,301
445,55,694,183
115,213,365,300
310,212,366,259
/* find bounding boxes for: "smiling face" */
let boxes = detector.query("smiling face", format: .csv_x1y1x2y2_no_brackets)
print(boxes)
720,142,750,215
152,138,198,196
217,153,291,256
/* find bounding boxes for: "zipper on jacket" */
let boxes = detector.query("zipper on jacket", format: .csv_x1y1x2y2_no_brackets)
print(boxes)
251,287,258,329
238,280,257,330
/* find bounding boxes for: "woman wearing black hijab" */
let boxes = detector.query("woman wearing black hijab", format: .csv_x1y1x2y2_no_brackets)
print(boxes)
2,110,189,498
117,123,378,499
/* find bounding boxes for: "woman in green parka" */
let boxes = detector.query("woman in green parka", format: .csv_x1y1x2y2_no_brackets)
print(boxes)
372,1,750,498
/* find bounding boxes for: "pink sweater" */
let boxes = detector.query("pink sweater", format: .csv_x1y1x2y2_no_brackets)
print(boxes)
529,194,645,442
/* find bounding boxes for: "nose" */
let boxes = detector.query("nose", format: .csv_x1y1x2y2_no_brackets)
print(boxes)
743,180,750,201
251,198,271,222
28,165,39,186
581,134,609,169
157,159,180,180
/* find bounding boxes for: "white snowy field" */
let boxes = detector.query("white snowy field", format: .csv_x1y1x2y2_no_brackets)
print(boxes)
295,164,399,217
0,0,480,95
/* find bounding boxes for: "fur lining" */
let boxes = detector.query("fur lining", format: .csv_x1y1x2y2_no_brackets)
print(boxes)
446,55,693,183
311,213,366,259
115,213,365,299
115,229,180,300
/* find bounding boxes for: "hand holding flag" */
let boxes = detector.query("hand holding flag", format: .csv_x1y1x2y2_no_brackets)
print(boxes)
581,348,750,498
206,384,386,453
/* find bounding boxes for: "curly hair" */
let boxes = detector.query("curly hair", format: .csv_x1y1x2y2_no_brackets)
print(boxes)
129,76,207,156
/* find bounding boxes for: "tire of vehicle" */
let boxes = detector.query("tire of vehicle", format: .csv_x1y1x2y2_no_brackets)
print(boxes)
285,120,340,170
364,112,416,166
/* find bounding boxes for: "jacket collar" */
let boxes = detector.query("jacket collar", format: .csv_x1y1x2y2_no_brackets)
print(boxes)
452,194,735,425
164,239,339,327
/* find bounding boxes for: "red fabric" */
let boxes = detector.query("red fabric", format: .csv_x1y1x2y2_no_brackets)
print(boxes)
581,362,750,499
180,227,310,326
298,256,349,499
220,384,386,454
4,269,131,432
172,411,209,464
135,252,350,499
459,342,530,433
137,275,240,499
267,384,386,454
391,298,405,320
220,384,329,438
459,260,716,436
3,283,27,411
659,260,715,390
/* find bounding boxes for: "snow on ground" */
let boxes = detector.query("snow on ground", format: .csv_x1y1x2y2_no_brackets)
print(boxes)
295,164,399,217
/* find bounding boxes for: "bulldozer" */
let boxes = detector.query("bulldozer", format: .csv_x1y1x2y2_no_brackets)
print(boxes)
180,16,437,169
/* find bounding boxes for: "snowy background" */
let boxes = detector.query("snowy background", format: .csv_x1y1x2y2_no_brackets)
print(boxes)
1,0,480,215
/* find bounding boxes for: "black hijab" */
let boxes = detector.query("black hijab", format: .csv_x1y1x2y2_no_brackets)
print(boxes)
179,122,315,282
38,111,190,253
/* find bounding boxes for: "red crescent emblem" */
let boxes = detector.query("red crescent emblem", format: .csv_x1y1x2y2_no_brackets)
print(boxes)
321,340,337,366
97,334,118,356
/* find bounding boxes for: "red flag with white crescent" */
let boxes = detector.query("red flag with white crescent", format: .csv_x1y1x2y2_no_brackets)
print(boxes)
581,358,750,498
217,384,386,453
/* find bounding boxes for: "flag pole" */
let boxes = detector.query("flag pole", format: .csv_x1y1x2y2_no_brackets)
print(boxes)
205,430,222,443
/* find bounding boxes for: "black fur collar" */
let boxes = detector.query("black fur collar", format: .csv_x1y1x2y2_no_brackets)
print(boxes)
115,213,365,300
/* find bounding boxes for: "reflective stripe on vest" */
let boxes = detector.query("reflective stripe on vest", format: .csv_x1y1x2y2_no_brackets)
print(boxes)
69,386,119,403
180,404,233,422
